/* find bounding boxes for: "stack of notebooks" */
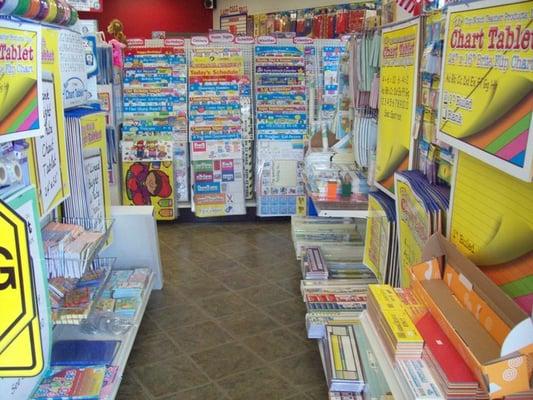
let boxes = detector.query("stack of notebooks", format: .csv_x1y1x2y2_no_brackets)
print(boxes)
33,340,121,399
302,246,329,280
322,325,365,393
42,222,105,278
363,191,399,286
367,285,424,360
416,312,486,399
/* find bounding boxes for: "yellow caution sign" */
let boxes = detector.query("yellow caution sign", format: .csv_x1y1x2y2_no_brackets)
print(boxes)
0,200,43,377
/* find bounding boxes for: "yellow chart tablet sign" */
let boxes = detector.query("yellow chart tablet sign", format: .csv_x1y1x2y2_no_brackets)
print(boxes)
0,201,36,356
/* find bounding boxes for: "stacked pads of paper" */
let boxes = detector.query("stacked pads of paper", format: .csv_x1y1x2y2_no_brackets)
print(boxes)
96,268,151,318
323,322,394,400
322,325,365,393
416,312,484,399
367,284,424,360
291,216,365,260
43,222,105,279
302,246,329,279
48,266,110,325
363,191,399,286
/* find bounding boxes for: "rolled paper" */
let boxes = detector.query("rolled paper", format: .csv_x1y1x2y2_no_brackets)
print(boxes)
0,160,22,185
0,164,7,186
44,0,56,22
60,0,70,25
36,0,50,20
23,0,41,18
12,0,29,15
67,7,78,25
53,0,64,24
0,0,20,14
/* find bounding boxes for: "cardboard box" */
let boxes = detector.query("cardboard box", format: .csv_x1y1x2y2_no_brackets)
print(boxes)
410,233,532,399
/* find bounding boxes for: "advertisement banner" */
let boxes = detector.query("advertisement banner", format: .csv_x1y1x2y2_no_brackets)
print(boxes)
375,18,420,196
438,0,533,182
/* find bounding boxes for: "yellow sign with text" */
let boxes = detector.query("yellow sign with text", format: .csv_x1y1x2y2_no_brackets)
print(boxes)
0,201,43,377
376,19,420,195
438,0,533,181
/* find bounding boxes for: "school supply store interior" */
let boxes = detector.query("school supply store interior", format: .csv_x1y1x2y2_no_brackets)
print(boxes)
0,0,532,399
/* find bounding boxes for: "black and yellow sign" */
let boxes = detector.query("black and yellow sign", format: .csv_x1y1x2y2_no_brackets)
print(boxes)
0,200,43,377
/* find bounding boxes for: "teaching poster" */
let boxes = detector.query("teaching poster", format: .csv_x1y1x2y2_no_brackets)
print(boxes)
0,186,51,398
58,29,87,109
438,0,533,182
0,21,43,143
364,195,391,282
375,18,420,196
449,152,533,314
27,27,71,218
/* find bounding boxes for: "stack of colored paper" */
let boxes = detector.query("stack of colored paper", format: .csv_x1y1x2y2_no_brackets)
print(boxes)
323,325,365,393
416,312,485,399
32,366,107,399
367,284,424,360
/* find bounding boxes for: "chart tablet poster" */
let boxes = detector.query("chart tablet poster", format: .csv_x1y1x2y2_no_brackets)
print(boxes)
80,113,112,227
58,29,87,109
375,18,420,196
0,186,51,398
438,0,533,182
364,194,392,282
449,152,533,314
27,28,71,217
0,21,43,143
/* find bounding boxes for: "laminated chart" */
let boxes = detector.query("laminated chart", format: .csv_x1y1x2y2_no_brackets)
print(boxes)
254,45,308,216
438,0,533,182
190,140,246,217
122,45,188,141
188,46,248,217
321,46,346,121
121,40,188,219
256,140,306,217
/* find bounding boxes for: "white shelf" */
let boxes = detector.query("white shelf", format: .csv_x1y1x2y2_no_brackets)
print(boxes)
52,271,155,400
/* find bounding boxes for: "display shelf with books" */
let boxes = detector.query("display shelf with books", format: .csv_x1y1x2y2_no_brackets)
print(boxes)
50,269,154,400
43,218,114,280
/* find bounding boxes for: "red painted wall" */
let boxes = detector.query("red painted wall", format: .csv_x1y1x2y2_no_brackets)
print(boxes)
79,0,213,39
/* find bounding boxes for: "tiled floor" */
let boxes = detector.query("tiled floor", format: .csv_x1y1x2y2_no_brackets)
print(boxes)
118,221,329,400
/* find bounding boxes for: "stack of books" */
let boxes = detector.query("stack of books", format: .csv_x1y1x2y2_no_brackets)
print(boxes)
416,312,486,399
42,222,105,278
367,285,424,360
322,325,365,393
306,312,360,339
302,246,329,280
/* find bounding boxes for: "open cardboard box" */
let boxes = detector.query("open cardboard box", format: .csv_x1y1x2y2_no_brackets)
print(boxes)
410,233,532,399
